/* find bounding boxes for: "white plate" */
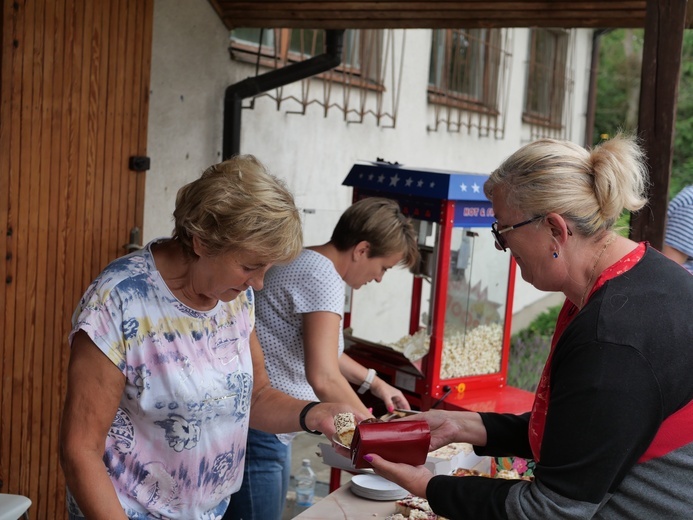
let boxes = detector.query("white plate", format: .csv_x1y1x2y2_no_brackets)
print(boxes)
349,474,408,501
352,474,403,492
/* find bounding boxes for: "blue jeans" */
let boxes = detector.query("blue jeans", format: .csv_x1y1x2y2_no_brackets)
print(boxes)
224,428,291,520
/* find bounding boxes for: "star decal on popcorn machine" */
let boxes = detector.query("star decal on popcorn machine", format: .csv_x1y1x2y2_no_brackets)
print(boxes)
342,160,535,415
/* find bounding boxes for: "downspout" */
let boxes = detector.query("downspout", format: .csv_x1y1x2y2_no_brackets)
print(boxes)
223,29,345,159
584,29,612,147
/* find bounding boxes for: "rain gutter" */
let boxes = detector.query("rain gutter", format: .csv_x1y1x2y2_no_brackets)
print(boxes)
223,29,345,159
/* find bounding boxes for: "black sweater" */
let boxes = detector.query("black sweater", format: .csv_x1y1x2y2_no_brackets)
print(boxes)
427,247,693,519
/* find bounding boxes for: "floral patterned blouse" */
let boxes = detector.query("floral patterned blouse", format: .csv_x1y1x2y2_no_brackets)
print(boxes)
67,239,254,519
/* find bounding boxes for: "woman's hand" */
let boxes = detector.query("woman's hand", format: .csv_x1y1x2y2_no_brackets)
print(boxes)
370,378,411,413
365,454,433,499
397,409,487,451
307,402,370,437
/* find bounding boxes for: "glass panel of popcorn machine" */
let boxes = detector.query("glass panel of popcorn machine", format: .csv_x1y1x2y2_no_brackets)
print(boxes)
347,253,416,346
440,227,509,379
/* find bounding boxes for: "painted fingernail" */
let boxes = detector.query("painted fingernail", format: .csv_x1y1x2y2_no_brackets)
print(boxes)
367,407,373,413
364,455,373,462
387,406,394,413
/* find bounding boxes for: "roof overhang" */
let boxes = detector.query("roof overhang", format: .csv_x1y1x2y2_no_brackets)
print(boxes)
208,1,693,30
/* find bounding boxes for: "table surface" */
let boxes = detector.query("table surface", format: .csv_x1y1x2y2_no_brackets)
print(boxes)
299,452,493,519
293,481,400,519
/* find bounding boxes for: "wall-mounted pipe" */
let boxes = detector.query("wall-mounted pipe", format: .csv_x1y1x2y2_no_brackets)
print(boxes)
223,30,345,159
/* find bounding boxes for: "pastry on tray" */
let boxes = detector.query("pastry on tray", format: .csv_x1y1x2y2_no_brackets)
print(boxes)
389,494,443,519
451,466,533,481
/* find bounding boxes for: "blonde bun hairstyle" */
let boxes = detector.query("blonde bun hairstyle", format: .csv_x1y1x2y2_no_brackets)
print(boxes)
484,134,649,237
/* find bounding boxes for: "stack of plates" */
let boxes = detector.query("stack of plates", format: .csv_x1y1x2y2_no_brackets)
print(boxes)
349,474,408,501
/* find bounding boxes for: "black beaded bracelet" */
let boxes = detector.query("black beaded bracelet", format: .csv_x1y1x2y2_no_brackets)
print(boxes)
299,401,322,435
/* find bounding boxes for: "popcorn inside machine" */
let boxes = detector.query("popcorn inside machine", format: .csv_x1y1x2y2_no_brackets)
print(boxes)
342,160,535,415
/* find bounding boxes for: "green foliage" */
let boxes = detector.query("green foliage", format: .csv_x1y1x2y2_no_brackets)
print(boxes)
514,305,560,342
593,29,644,142
671,30,693,195
507,305,561,392
594,29,693,200
614,210,632,237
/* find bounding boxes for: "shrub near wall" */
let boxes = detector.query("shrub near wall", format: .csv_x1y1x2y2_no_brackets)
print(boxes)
507,305,560,392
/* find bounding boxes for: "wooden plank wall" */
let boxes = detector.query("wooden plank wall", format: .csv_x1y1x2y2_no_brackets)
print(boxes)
0,1,153,518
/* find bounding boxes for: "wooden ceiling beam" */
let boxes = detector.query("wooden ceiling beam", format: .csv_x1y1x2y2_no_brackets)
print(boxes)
209,0,654,29
214,1,647,10
217,10,645,19
215,19,648,30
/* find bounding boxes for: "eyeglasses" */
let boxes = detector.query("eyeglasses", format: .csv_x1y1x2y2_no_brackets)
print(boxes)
491,216,542,251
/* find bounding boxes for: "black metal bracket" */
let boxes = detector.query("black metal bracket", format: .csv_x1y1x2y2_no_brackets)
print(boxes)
129,156,151,172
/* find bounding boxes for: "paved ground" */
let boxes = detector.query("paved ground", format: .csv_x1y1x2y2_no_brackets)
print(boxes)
282,432,354,519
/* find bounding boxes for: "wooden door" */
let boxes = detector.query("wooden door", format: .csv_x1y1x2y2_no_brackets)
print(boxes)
0,1,153,518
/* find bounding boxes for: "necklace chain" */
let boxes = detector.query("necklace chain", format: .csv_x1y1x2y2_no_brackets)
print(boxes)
579,235,616,308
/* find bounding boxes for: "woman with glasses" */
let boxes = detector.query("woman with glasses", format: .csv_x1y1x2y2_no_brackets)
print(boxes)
364,135,693,519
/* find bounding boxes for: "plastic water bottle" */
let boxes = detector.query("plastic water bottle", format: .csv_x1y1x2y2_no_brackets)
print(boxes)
294,458,316,511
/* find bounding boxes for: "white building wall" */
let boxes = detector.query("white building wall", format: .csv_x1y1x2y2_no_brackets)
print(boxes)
145,0,232,238
146,0,594,328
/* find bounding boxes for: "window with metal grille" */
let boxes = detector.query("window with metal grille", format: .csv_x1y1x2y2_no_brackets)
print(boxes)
427,28,512,138
523,29,570,129
228,28,403,128
230,29,383,88
428,28,503,113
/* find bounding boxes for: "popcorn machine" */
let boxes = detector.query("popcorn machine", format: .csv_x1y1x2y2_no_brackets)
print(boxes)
342,160,534,415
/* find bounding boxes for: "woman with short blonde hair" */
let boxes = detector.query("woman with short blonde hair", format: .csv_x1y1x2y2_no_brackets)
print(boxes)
60,155,363,519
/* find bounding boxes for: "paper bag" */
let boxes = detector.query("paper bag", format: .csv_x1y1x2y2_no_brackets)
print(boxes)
351,420,431,469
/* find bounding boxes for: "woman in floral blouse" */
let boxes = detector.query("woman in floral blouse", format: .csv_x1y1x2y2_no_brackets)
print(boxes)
59,155,362,520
